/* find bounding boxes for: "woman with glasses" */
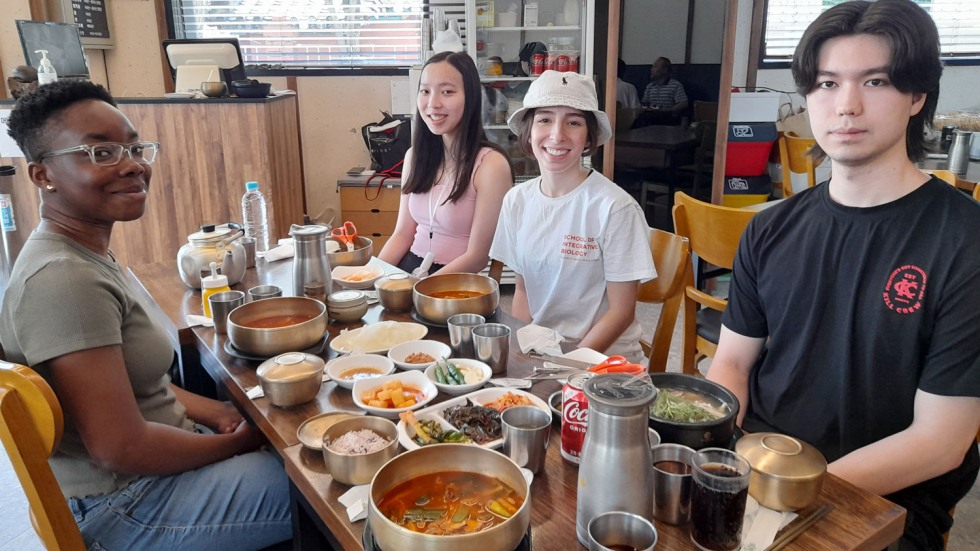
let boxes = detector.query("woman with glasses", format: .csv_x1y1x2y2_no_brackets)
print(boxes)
378,51,513,276
0,80,291,550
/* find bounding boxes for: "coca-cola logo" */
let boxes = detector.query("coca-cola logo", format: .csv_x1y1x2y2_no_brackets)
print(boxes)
563,401,589,424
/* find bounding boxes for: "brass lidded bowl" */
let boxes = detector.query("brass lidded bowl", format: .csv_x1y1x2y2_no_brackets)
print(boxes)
227,296,327,356
256,352,325,407
735,432,827,511
413,273,500,325
375,273,414,312
321,416,399,485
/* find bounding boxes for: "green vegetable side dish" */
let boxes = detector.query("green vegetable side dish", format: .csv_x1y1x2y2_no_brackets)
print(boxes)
435,358,466,385
445,361,464,384
434,364,448,384
412,419,471,446
650,390,724,423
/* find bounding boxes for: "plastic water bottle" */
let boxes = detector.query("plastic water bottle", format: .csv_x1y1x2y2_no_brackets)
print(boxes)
241,181,269,254
35,50,57,85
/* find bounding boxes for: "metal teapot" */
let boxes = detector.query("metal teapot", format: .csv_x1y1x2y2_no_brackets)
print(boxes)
177,223,247,289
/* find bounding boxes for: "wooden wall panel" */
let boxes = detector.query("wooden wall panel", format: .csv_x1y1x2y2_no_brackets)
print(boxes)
0,96,305,268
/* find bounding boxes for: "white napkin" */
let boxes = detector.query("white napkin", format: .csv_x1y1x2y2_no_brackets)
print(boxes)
338,484,371,522
264,243,294,262
487,378,532,389
185,314,214,328
740,497,797,551
516,324,565,356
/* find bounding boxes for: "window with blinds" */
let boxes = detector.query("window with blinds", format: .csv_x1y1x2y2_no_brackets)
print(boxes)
165,0,427,70
763,0,980,61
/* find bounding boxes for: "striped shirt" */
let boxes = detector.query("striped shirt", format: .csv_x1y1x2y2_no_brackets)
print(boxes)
641,78,687,109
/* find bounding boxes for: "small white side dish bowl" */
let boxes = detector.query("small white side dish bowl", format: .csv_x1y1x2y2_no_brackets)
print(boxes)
331,264,384,290
424,358,492,396
326,353,396,390
387,340,452,371
353,370,437,418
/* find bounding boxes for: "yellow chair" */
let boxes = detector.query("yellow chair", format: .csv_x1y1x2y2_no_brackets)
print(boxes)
637,229,691,372
778,132,818,197
923,169,958,186
0,362,86,551
974,183,980,201
671,193,757,375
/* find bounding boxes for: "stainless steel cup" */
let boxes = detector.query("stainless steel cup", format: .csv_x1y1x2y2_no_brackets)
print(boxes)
248,284,282,301
446,313,485,358
240,236,256,268
652,443,695,525
501,405,551,474
209,290,245,334
587,511,658,551
947,130,972,175
472,323,511,374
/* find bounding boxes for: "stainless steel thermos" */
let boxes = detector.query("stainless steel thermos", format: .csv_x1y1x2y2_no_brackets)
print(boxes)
946,129,972,175
289,224,331,297
576,374,657,546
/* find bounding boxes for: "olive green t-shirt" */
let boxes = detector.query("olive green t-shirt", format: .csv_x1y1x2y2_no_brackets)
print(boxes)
0,232,192,498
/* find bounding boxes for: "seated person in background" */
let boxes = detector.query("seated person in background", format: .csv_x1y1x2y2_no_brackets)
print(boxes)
379,51,513,275
616,58,641,110
490,71,657,362
1,80,291,550
639,57,688,125
707,1,980,549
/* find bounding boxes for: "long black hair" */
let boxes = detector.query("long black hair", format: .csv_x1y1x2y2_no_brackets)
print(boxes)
402,51,511,203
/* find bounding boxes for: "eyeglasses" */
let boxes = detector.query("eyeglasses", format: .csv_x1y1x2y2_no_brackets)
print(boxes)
38,141,161,166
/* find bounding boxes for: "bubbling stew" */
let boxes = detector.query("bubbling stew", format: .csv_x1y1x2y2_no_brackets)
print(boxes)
242,314,316,329
429,290,487,300
377,471,524,535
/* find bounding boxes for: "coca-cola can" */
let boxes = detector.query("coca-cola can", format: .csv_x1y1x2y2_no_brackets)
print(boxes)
544,53,558,72
568,55,579,73
556,54,569,72
561,371,594,463
531,53,545,75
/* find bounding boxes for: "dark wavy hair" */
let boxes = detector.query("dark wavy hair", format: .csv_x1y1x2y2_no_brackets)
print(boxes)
403,51,512,203
7,80,117,162
791,0,941,163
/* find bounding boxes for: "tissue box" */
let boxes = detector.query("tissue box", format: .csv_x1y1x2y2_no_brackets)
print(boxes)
722,175,772,208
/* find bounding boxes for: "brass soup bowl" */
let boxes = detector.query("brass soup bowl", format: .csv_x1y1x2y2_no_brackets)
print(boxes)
326,236,373,267
734,433,827,511
227,297,327,356
368,444,531,551
321,416,399,486
413,273,500,325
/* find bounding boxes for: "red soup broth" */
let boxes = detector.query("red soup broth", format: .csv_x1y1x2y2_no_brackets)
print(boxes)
242,314,315,329
377,471,524,534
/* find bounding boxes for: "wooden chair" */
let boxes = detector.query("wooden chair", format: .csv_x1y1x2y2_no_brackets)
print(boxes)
778,132,818,197
676,120,716,199
0,362,85,550
974,182,980,201
637,228,691,372
488,259,504,284
692,101,719,123
671,193,757,375
923,169,958,185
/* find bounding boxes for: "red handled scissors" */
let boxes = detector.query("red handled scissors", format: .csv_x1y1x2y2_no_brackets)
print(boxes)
588,356,646,375
331,221,358,251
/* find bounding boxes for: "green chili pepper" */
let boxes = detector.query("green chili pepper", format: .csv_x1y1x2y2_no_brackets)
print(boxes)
434,364,448,384
446,361,464,385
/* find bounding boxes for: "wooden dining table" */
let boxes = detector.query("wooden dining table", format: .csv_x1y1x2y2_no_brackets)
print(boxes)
128,257,906,551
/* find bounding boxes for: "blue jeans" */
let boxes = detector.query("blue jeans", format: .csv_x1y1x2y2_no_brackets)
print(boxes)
68,449,291,551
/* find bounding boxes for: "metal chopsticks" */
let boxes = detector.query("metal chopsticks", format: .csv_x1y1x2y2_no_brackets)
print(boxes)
764,504,833,551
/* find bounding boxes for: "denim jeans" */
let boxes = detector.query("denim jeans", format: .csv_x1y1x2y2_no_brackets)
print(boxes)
67,449,291,551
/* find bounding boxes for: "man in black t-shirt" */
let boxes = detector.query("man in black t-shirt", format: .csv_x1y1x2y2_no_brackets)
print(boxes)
709,2,980,550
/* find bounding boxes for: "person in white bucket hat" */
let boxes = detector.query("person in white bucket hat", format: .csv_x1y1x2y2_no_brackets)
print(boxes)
491,71,656,361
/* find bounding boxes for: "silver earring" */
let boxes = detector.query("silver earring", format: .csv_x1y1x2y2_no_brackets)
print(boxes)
45,184,55,192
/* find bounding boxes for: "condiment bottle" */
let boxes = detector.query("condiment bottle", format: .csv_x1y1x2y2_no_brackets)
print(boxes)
201,262,231,318
576,373,657,546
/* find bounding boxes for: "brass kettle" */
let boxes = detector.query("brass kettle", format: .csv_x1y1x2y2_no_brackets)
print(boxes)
177,223,247,289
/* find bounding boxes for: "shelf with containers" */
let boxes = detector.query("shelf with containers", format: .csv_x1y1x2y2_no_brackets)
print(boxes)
465,0,595,181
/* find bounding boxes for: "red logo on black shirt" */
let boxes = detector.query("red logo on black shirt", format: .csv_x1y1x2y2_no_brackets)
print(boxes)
882,265,926,314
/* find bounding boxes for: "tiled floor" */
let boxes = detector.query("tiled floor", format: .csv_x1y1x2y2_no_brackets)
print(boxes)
2,297,977,550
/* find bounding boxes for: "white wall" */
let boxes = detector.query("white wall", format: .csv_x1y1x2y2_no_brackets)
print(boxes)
621,0,723,65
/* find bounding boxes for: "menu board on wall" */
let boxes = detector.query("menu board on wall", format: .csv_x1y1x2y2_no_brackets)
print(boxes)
61,0,114,48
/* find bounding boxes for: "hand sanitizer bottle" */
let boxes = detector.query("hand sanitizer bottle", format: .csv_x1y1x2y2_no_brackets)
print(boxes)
35,50,58,85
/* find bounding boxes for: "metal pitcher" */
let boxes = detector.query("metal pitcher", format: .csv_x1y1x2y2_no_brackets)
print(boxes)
289,224,331,296
576,373,658,547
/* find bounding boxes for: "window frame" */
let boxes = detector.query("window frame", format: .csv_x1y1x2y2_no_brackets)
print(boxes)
162,0,429,77
758,0,980,70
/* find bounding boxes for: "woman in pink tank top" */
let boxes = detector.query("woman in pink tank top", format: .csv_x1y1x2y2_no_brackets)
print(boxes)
378,51,513,275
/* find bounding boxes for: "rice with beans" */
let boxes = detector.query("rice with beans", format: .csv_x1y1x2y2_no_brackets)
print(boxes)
327,429,392,455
